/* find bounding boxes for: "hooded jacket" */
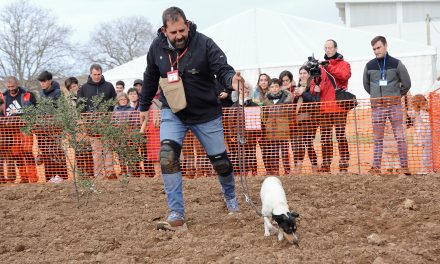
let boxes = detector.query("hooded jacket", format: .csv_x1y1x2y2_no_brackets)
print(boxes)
78,75,116,112
41,81,62,101
139,22,236,124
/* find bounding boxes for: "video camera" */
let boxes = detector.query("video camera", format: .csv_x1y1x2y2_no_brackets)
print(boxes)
306,54,329,77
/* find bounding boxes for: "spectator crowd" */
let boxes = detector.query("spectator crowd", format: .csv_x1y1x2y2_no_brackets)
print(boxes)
0,36,435,184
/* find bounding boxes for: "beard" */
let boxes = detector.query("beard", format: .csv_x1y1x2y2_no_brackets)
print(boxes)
173,37,187,49
9,87,19,95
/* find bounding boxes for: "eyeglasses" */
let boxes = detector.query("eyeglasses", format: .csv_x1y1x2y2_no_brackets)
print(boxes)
282,79,290,83
118,98,128,101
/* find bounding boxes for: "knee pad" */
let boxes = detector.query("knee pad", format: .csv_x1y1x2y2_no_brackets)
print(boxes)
208,151,233,177
159,140,182,174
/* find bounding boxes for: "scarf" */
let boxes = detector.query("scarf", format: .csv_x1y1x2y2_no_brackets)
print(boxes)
267,91,283,100
324,52,343,61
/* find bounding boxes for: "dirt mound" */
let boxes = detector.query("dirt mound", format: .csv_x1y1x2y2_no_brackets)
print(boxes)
0,173,439,263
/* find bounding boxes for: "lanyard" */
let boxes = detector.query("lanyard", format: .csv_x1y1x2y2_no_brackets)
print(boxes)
377,54,387,80
168,48,188,71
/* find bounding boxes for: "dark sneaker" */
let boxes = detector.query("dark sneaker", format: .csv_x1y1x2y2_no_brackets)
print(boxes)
156,212,187,231
225,197,240,214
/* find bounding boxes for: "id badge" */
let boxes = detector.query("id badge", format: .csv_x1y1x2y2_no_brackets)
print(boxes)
379,79,388,86
167,70,179,83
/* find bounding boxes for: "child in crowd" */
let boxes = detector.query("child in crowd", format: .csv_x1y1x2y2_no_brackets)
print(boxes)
382,120,400,174
261,78,292,175
410,94,432,174
127,88,140,110
226,82,260,176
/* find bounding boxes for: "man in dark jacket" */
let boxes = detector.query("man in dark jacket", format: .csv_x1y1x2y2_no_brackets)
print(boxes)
3,77,37,117
363,36,411,175
78,64,117,112
139,7,244,231
36,71,68,182
78,64,117,179
38,70,62,101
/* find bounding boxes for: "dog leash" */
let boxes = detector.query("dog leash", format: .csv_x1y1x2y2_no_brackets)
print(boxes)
234,81,264,218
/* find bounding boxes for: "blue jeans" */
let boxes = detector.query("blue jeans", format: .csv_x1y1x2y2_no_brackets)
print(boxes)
159,108,236,217
372,104,408,169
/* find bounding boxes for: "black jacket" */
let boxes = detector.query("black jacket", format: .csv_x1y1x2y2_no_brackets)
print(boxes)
41,80,62,101
78,75,116,112
140,23,236,124
3,87,37,116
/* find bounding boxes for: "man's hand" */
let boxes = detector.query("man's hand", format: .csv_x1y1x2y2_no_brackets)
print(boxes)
218,92,228,99
139,111,149,133
231,71,245,91
314,85,320,93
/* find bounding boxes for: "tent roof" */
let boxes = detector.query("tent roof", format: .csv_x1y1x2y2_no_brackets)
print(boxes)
103,8,437,96
103,55,146,85
201,8,436,70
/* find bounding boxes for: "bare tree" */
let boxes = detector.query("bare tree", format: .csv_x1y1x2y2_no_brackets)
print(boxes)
86,16,155,71
0,0,75,88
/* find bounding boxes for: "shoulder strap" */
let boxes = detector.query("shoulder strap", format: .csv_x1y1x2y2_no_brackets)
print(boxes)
325,70,338,91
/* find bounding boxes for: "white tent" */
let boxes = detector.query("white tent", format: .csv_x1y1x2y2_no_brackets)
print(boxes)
103,55,147,92
201,8,437,98
104,8,437,98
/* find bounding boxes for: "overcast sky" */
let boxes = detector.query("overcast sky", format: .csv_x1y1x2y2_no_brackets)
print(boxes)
0,0,343,43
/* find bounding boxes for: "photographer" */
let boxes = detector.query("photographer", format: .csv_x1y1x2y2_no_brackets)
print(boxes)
313,39,351,173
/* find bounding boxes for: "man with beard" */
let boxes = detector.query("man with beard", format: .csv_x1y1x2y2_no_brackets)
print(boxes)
139,7,244,231
2,76,38,183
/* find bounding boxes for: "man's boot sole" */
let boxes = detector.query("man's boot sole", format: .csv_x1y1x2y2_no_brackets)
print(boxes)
156,221,187,231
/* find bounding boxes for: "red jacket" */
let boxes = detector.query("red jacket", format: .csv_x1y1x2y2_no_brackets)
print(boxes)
319,55,351,113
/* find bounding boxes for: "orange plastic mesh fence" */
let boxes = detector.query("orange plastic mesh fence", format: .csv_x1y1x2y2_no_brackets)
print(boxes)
0,95,436,183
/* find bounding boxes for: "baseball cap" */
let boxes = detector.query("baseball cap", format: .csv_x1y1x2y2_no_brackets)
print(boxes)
133,79,143,86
